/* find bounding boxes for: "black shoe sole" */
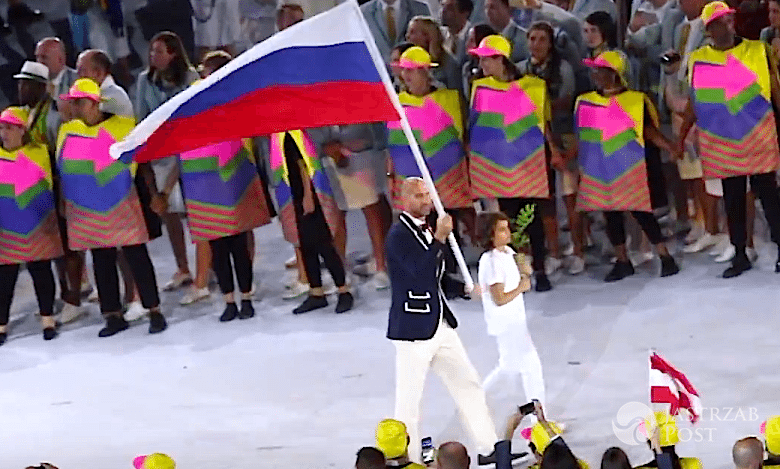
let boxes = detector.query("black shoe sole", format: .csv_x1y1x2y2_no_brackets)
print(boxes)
43,328,57,341
98,324,129,338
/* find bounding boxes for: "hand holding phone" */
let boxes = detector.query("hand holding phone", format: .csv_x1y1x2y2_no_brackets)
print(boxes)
422,437,435,465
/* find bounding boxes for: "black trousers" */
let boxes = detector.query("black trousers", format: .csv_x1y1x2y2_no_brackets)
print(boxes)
92,244,160,314
722,172,780,252
498,198,551,273
296,204,346,290
0,260,55,326
604,211,664,247
209,232,253,296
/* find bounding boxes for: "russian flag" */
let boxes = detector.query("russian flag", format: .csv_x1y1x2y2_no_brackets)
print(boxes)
110,0,400,163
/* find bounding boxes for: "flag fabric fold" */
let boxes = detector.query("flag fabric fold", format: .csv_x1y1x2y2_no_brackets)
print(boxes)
110,0,399,163
649,352,702,423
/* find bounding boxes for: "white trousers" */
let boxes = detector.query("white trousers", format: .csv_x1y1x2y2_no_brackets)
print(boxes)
394,323,498,463
483,325,546,407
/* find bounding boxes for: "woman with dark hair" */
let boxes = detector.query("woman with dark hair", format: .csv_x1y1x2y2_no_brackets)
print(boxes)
519,21,584,276
469,34,566,292
477,212,545,405
601,448,633,469
541,440,580,469
406,16,464,97
135,31,200,294
462,23,496,97
583,11,617,53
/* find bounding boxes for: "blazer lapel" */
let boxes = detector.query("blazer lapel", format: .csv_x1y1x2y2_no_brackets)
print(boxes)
400,213,430,250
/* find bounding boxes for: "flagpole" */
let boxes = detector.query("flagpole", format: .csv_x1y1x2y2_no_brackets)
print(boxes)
351,0,474,289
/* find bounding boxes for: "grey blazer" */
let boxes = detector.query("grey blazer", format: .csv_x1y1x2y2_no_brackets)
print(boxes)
360,0,431,62
570,0,617,21
502,20,530,64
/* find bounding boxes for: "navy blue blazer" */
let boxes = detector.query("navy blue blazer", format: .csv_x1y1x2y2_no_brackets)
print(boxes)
385,213,466,341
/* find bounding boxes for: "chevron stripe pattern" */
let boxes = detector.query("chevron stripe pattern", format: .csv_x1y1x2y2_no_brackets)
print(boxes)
188,179,271,242
698,111,780,178
390,159,471,210
469,147,548,199
66,191,148,251
0,212,63,264
577,161,651,212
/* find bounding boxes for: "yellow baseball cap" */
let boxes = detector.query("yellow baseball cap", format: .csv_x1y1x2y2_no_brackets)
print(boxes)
392,46,438,69
376,419,409,459
59,77,103,102
761,416,780,454
583,50,628,86
701,1,735,26
0,106,29,127
469,35,511,58
133,453,175,469
645,411,680,447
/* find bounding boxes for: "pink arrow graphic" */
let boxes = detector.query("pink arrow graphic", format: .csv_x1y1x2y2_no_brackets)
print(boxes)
693,54,757,101
578,98,635,141
61,127,119,173
180,139,244,167
474,83,536,126
0,152,46,196
403,98,456,141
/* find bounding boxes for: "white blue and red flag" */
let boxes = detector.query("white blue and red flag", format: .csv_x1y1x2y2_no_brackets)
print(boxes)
110,0,399,163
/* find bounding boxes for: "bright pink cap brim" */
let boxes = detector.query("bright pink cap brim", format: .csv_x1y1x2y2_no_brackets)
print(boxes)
59,89,101,102
133,455,147,469
390,58,437,69
704,7,735,25
0,114,25,126
582,57,611,69
520,427,532,440
761,421,768,434
469,46,504,57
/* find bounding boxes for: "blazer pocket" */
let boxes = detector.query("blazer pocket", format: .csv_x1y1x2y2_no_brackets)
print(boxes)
405,290,432,314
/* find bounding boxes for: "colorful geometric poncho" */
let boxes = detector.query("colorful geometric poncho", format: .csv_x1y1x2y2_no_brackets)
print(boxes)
469,75,551,199
180,139,271,242
387,89,471,210
0,144,63,264
575,90,652,212
688,39,780,179
56,115,148,251
269,130,339,247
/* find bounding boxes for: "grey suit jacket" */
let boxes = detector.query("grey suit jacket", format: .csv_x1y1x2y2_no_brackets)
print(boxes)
531,3,586,56
470,0,487,26
502,20,530,64
360,0,431,62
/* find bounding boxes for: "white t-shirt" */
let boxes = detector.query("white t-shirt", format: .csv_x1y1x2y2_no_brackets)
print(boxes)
478,247,527,336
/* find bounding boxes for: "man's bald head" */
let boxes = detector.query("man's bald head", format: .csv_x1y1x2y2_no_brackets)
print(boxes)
76,49,112,84
35,38,66,79
733,437,764,469
437,442,470,469
401,177,432,218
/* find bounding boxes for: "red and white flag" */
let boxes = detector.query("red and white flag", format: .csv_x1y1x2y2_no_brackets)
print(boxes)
649,352,702,423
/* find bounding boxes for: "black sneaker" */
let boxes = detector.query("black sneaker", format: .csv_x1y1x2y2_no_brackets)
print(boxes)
98,315,129,338
149,312,167,334
293,295,328,315
42,327,57,341
478,450,528,466
238,299,255,319
0,332,6,346
660,255,680,277
335,292,354,314
220,303,238,322
723,254,751,278
604,260,635,282
535,272,552,292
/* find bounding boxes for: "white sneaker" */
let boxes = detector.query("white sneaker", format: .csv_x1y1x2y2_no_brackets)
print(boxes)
562,243,574,257
715,244,736,263
630,250,654,266
747,247,759,263
544,257,563,276
81,280,93,295
163,271,193,291
59,303,87,324
123,301,147,321
683,232,719,253
180,287,211,305
709,235,731,256
284,255,297,269
568,256,585,275
685,224,704,244
282,280,309,299
322,272,338,296
87,288,100,303
353,259,377,276
373,271,390,290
